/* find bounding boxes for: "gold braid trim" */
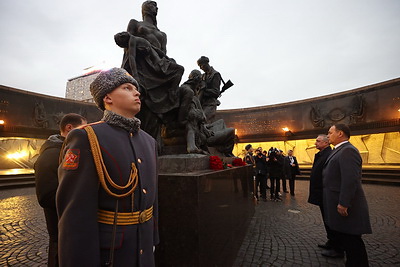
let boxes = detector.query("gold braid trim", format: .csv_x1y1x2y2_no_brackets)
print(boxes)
84,126,138,198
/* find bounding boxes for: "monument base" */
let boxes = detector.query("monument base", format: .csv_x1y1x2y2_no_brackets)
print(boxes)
156,164,254,266
158,154,209,173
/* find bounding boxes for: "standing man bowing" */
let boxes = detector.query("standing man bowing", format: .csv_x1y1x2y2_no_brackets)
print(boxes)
323,124,371,266
57,68,159,266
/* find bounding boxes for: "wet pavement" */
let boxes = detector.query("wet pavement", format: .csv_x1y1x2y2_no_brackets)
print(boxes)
233,181,400,267
0,181,399,266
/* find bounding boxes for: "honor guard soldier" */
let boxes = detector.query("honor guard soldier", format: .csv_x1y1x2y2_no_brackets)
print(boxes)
57,68,159,266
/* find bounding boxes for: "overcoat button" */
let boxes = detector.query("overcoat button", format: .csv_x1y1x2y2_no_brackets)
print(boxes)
142,189,147,194
138,158,142,164
140,249,144,255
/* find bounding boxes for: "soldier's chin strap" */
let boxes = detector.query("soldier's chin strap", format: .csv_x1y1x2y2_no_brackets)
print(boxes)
84,126,139,198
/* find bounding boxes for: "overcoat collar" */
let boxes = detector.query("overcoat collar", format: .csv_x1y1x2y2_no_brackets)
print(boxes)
323,142,351,167
102,110,141,134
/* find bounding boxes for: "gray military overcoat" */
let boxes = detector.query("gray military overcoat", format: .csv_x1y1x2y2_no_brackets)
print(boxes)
57,121,159,266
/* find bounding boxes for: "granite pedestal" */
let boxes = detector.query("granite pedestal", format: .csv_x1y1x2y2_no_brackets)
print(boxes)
155,155,254,266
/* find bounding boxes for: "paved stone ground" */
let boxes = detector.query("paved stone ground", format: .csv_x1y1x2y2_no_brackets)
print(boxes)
0,189,47,266
0,181,399,266
233,181,400,267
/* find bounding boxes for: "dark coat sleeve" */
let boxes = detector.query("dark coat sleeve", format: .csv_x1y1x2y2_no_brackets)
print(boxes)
293,157,301,175
153,144,160,245
56,128,101,267
283,157,290,177
338,146,362,208
308,148,332,205
34,146,60,208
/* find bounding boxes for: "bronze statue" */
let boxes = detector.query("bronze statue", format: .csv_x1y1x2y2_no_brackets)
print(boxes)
180,70,211,154
115,1,234,156
181,70,235,156
197,56,221,123
115,1,192,141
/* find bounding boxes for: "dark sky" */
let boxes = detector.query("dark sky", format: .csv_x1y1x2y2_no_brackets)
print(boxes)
1,0,399,109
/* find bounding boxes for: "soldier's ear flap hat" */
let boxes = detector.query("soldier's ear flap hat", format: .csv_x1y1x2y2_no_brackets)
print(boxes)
90,67,139,110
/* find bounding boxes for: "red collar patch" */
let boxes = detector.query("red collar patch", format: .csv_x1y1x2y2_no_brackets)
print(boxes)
63,149,80,170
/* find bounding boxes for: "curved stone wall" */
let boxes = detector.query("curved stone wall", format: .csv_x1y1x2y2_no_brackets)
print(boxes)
216,78,400,143
0,85,102,139
1,77,399,166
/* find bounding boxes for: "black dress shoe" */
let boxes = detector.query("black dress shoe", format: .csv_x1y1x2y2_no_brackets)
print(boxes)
321,250,344,258
318,242,332,249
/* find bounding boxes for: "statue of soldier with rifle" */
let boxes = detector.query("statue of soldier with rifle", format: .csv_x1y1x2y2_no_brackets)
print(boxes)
197,56,233,123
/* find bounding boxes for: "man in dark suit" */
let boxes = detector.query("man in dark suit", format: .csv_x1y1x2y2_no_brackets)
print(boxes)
283,150,300,196
307,134,344,257
323,124,372,266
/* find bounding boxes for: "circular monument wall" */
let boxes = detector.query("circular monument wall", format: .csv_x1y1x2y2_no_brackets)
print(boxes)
215,77,400,165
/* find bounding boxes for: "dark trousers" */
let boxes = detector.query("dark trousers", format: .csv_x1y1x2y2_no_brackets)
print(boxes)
331,230,369,267
248,172,255,194
255,174,267,199
289,174,296,195
270,176,280,198
282,176,287,192
319,205,341,251
43,208,59,267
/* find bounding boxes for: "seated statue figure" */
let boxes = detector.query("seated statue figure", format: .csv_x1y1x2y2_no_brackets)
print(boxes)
115,1,192,142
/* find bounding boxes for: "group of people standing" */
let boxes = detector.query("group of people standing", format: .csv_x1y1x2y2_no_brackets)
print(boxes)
243,123,371,266
244,145,300,202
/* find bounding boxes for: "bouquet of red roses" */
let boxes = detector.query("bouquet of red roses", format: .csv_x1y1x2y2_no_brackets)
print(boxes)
209,156,224,170
232,158,246,166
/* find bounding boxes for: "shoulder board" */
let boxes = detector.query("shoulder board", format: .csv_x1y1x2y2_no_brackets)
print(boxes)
77,121,105,129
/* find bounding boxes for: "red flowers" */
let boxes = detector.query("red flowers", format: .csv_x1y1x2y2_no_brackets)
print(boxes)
209,156,246,170
209,156,224,170
232,158,246,166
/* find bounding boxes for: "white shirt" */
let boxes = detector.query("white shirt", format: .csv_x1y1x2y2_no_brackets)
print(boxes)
334,140,349,149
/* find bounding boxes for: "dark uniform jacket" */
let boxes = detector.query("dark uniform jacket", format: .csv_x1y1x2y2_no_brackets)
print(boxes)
322,142,372,235
57,113,159,267
308,146,332,206
283,155,300,179
268,155,284,178
254,154,268,175
35,134,64,208
34,134,64,267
